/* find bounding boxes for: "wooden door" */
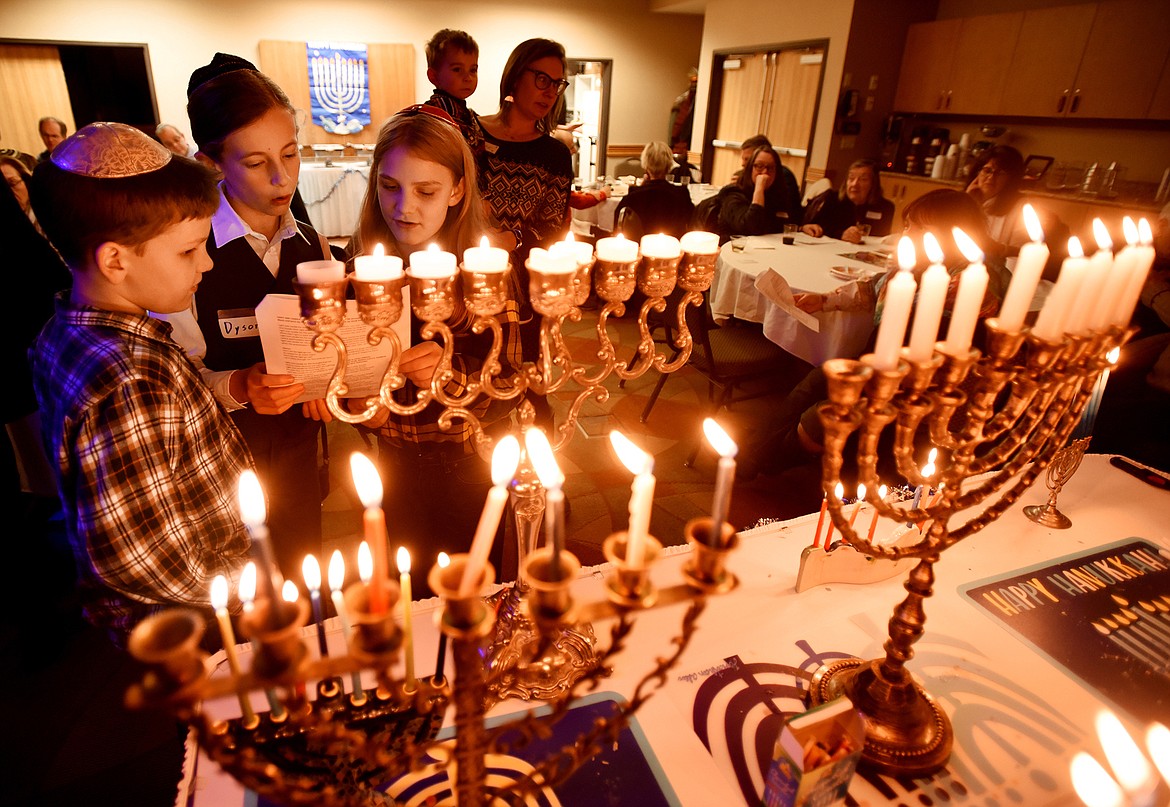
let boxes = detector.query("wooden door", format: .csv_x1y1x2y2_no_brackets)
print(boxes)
762,47,824,182
893,19,960,113
1147,54,1170,119
1070,0,1170,119
997,4,1096,117
710,52,770,186
0,44,73,157
946,13,1022,115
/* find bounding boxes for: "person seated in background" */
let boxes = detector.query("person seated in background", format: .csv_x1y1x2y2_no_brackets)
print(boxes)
36,116,68,163
155,123,196,158
615,141,694,239
801,159,894,243
715,144,802,237
1,153,37,228
667,142,701,184
731,133,772,183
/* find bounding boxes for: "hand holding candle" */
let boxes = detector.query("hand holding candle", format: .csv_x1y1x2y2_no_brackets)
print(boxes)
397,547,415,690
211,574,257,727
459,435,520,596
702,418,738,544
350,453,389,613
610,431,655,566
525,428,566,580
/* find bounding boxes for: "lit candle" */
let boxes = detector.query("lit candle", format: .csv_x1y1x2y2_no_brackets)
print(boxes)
1078,347,1120,438
825,482,843,546
941,228,989,356
1101,217,1142,329
548,231,595,266
397,546,415,690
906,232,948,362
867,484,887,542
1110,218,1156,328
703,418,737,545
358,541,374,587
434,552,450,682
1146,723,1170,786
525,428,566,580
639,232,682,259
812,492,828,548
237,563,285,718
463,235,510,272
327,550,365,701
459,435,520,596
211,574,257,727
848,483,867,528
680,230,720,255
1066,219,1114,334
1070,752,1124,807
407,243,457,277
296,259,345,283
1032,237,1089,342
912,449,937,509
869,236,917,371
301,554,329,660
527,247,577,274
610,431,655,566
1097,710,1157,802
349,452,389,614
279,581,303,697
353,242,404,281
595,234,639,263
997,204,1048,332
237,470,283,625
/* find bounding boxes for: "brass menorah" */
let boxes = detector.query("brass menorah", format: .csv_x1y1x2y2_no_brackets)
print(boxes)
806,318,1132,777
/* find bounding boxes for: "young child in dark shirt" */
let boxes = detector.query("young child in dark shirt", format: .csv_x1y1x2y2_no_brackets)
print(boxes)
423,29,484,155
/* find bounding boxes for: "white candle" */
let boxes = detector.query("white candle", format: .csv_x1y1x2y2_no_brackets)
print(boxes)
349,452,389,614
1102,218,1141,329
354,242,404,281
848,483,867,527
1032,238,1089,342
997,204,1048,332
527,247,577,274
869,236,917,372
525,428,567,579
681,230,720,255
407,243,457,277
301,554,329,660
548,232,595,266
1066,219,1113,334
459,435,520,597
237,470,283,624
463,235,510,272
610,431,655,566
595,234,639,263
639,232,682,259
1070,753,1125,807
237,563,286,718
211,574,257,726
1111,218,1156,328
327,550,366,700
397,546,415,690
941,228,989,356
296,259,345,283
906,232,948,362
1096,710,1157,800
702,418,737,544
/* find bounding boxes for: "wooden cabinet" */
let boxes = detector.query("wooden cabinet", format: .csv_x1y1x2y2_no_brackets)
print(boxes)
997,4,1096,117
893,19,959,113
885,175,956,225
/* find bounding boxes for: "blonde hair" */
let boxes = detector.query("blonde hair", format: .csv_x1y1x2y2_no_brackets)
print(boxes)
640,141,674,179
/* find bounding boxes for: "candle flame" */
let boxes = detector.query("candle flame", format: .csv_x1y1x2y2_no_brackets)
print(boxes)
897,235,916,270
373,242,385,258
1138,218,1152,245
1070,752,1125,807
396,546,411,575
922,232,944,265
239,562,256,605
1068,236,1084,259
610,431,652,475
1122,217,1138,247
282,580,299,603
492,434,522,487
211,574,229,611
1096,710,1155,794
328,550,345,593
856,483,867,502
349,452,383,508
524,428,562,489
1106,347,1121,365
427,243,440,254
951,227,983,264
479,235,490,249
565,231,576,243
358,541,373,583
1147,723,1170,786
438,552,450,569
1023,203,1043,243
302,554,321,592
878,484,888,499
702,418,738,458
1092,218,1113,252
833,481,844,500
928,448,938,463
237,470,266,528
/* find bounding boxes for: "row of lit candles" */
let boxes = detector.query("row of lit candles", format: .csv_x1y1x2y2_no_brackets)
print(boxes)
870,207,1154,372
295,230,722,285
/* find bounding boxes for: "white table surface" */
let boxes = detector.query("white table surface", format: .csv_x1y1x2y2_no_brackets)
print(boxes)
712,233,887,364
298,161,371,238
180,454,1170,807
573,183,719,234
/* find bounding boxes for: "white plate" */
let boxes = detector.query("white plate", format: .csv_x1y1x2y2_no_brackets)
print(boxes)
828,266,867,281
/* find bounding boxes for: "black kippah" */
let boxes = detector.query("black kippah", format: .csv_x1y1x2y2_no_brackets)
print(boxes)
187,53,258,98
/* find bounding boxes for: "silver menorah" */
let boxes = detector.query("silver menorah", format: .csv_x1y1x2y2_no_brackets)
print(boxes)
311,53,367,133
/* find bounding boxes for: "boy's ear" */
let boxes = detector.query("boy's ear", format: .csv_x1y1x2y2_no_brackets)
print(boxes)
93,241,130,286
194,151,220,173
448,177,465,208
426,67,438,87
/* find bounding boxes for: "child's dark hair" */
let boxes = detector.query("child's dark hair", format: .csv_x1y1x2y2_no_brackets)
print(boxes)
30,156,219,269
425,29,479,69
187,60,297,162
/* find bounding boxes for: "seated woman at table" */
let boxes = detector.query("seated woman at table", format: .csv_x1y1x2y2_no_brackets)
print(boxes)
741,190,1010,488
801,159,894,243
716,145,802,237
614,141,694,239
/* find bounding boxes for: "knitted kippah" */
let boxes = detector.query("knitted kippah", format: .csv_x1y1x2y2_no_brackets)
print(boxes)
51,122,171,178
187,52,258,98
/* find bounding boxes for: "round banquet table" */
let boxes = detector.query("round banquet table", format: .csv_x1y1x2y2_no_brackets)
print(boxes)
710,233,886,364
298,161,371,237
572,183,719,234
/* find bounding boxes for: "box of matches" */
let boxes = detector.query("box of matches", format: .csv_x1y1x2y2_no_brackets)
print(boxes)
763,697,864,807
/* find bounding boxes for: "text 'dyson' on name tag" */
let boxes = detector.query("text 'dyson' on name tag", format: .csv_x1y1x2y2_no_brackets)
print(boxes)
218,308,259,339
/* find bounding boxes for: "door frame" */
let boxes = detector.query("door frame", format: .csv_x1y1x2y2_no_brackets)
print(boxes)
566,57,612,186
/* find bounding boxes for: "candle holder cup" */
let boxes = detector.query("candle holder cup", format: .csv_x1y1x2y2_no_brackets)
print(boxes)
682,517,739,594
602,532,664,608
523,546,582,627
460,264,511,317
593,257,639,303
407,270,458,322
352,275,407,328
125,609,208,704
677,250,718,292
238,597,311,684
571,258,595,306
291,278,348,333
526,261,578,318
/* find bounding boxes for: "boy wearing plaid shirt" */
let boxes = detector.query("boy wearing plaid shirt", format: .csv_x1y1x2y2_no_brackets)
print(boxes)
30,123,254,644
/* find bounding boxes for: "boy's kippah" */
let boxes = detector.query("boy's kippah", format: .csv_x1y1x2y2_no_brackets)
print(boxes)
187,52,258,98
52,122,172,178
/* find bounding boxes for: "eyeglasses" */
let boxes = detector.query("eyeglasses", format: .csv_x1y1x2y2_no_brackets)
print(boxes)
752,161,777,174
525,68,570,96
980,165,1007,177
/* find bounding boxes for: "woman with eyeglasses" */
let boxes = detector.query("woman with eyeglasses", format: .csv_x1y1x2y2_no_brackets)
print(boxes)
715,145,803,238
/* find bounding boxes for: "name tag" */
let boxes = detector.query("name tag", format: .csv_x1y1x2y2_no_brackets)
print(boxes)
218,308,259,339
865,210,883,221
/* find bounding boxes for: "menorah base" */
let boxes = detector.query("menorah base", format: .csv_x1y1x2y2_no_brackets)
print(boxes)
808,657,952,778
1022,502,1074,530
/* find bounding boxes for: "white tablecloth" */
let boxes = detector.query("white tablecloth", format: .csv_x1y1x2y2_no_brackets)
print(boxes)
572,183,719,234
182,454,1170,807
711,233,883,364
298,161,371,237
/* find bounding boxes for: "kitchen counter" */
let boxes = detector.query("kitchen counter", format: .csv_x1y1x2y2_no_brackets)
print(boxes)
882,171,1164,213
